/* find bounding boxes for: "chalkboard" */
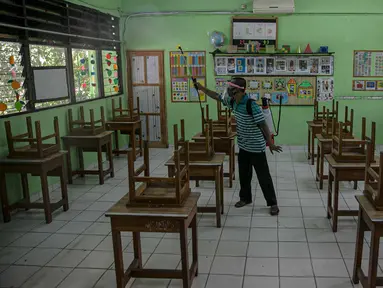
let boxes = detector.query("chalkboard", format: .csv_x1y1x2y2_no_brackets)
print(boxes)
231,17,278,50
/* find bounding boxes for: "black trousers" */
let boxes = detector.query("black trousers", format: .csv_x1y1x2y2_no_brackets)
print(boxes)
238,148,277,206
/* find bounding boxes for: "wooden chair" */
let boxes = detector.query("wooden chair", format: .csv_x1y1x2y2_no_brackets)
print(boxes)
174,119,214,162
203,105,231,138
322,106,354,139
332,118,376,163
364,142,383,210
127,141,190,206
68,106,105,136
112,96,140,122
5,116,60,159
314,100,338,124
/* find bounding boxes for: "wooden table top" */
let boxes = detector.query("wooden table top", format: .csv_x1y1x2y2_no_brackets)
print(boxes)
325,154,379,169
106,120,141,125
356,195,383,223
192,132,237,140
316,134,332,143
62,131,113,139
165,153,225,167
0,151,67,165
105,192,200,218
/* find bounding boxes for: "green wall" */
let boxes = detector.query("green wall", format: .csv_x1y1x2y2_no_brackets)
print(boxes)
121,0,383,144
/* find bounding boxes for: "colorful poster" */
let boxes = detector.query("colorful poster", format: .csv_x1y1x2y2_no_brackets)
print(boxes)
365,80,377,91
374,53,383,76
320,57,332,75
236,58,246,74
262,79,273,90
248,79,260,90
309,58,319,74
248,92,260,100
298,59,309,73
377,80,383,91
247,58,255,74
227,57,236,74
215,57,227,75
271,92,288,104
317,77,334,101
287,78,297,96
255,57,266,74
215,78,227,95
353,80,365,91
298,80,314,98
354,51,372,77
287,58,296,73
274,78,286,91
172,78,189,102
190,78,206,102
266,58,275,74
275,58,287,72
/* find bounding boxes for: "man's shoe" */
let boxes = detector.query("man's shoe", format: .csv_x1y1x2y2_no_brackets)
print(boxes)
234,200,252,208
270,205,280,216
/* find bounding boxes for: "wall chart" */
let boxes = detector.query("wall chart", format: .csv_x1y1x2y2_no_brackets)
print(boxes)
353,50,383,77
169,51,207,103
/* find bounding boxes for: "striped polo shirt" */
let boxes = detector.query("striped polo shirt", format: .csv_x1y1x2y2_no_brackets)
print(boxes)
221,94,266,153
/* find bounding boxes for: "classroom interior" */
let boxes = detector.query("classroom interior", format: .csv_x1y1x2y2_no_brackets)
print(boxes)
1,0,383,287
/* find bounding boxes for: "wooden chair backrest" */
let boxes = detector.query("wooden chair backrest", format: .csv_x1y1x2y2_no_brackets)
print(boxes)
202,105,231,136
68,106,105,135
314,100,338,122
112,96,140,121
364,145,383,209
5,116,60,158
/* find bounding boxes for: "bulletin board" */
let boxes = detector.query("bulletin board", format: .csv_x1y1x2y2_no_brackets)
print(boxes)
169,51,207,103
33,67,69,102
231,17,278,50
353,50,383,77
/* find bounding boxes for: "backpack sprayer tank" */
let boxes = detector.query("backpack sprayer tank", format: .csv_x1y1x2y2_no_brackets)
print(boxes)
261,97,275,146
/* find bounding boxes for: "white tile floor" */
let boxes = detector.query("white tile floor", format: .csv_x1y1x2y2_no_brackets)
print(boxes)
0,145,380,287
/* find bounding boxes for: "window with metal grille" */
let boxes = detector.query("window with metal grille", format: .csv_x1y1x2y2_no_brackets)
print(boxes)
102,50,120,96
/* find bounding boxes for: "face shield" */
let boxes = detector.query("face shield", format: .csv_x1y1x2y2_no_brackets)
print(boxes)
222,81,245,101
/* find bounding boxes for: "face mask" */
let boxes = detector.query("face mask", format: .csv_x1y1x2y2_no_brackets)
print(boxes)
227,87,238,98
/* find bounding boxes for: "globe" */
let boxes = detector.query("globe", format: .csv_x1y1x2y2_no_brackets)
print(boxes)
210,31,225,48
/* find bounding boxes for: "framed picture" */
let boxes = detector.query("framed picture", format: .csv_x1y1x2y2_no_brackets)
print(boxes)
352,80,365,91
376,80,383,91
365,80,377,91
297,59,309,73
275,58,287,73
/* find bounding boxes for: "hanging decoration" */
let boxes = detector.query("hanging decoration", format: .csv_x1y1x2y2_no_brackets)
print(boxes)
8,55,25,112
104,51,119,94
90,54,96,87
79,54,87,90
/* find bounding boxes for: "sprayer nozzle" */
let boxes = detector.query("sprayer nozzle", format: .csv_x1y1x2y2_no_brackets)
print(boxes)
177,45,182,49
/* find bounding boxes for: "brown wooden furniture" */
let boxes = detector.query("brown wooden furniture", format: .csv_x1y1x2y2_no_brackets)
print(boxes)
5,116,60,159
203,105,232,138
326,153,379,232
165,153,225,228
321,106,353,139
112,96,140,122
313,99,338,124
68,106,105,136
217,101,237,132
332,119,375,163
127,141,191,206
353,195,383,288
62,131,114,185
174,119,214,162
106,120,143,160
106,192,200,288
316,134,333,189
364,149,383,211
307,121,322,165
0,152,69,224
192,132,236,188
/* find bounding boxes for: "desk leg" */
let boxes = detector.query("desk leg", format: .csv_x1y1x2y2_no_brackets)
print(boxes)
65,144,73,184
220,166,224,215
311,131,315,165
131,130,137,161
114,131,120,156
21,173,30,210
368,228,380,287
229,144,234,188
332,172,339,233
307,128,311,160
316,144,320,182
108,140,115,178
196,180,200,187
327,169,333,220
112,230,125,288
60,164,69,211
139,124,143,157
232,142,236,180
319,145,325,190
0,172,10,223
78,148,85,178
133,232,143,268
180,221,191,288
191,214,198,276
353,207,365,284
97,144,104,185
353,181,358,190
40,172,52,224
215,167,222,228
168,166,175,178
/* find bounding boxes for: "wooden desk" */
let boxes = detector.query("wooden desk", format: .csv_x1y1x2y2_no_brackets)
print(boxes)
353,195,383,288
316,134,332,189
192,132,236,188
0,152,69,224
62,131,114,185
105,193,200,288
165,154,225,228
106,120,142,160
326,154,379,232
307,121,322,165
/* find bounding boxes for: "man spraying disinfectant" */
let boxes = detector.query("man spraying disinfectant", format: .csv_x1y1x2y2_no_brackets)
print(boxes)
196,77,282,215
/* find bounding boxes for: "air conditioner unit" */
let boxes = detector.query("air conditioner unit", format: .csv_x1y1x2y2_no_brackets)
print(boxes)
253,0,295,14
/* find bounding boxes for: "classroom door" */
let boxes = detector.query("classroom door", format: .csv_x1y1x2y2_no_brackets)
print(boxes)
127,50,168,148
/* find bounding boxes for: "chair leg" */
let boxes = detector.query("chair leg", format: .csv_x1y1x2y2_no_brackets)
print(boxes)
368,228,380,287
353,208,365,284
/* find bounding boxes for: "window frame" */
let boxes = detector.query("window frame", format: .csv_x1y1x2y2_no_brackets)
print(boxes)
0,0,123,119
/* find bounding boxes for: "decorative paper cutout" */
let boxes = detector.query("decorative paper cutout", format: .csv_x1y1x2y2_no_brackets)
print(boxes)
272,92,288,104
298,80,314,98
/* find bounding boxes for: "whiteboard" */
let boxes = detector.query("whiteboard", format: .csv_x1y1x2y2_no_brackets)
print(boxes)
33,67,69,101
